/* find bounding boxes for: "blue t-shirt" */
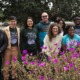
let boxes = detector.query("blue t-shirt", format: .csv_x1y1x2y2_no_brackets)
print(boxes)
62,34,80,49
35,21,51,46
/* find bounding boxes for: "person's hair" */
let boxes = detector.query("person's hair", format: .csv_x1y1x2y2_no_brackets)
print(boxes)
66,25,75,34
73,16,80,22
9,16,17,21
48,23,61,41
57,18,66,31
24,17,34,28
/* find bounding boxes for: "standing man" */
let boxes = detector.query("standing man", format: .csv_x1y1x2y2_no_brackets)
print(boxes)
35,12,51,48
0,29,8,80
3,16,20,80
73,16,80,36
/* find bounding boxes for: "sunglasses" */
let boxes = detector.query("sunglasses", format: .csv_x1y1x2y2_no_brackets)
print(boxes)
42,15,48,18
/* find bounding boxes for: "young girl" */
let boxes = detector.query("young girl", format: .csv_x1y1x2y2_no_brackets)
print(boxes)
20,17,39,55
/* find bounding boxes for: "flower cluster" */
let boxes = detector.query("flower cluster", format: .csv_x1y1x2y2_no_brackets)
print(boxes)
2,46,80,80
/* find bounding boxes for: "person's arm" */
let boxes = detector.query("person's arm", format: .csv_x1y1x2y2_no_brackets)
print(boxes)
62,36,67,51
42,35,51,56
35,28,41,52
0,31,8,53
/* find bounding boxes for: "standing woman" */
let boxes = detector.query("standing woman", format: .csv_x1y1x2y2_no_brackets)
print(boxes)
0,30,8,80
57,18,66,35
42,23,63,56
20,17,39,55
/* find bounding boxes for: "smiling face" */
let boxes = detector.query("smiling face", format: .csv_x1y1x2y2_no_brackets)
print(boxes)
27,18,33,28
52,26,59,36
68,27,74,36
58,20,64,28
9,20,17,28
41,12,49,23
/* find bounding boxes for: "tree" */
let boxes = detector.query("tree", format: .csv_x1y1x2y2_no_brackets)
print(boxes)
1,0,49,25
0,0,80,25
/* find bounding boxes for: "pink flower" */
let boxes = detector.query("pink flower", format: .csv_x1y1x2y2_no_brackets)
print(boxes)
54,52,58,55
13,57,17,62
38,75,44,80
64,66,69,71
68,63,73,68
58,47,61,50
74,68,78,71
53,58,58,64
22,50,27,55
54,43,58,46
69,48,75,52
48,77,51,80
23,60,28,65
48,56,52,61
50,48,52,51
30,61,35,65
21,55,26,61
6,61,10,65
39,62,46,67
41,46,47,50
78,72,80,75
60,51,64,55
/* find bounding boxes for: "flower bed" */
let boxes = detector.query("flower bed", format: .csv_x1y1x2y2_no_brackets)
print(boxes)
2,47,80,80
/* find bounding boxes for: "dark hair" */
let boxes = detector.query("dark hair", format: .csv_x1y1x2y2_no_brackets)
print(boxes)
66,25,75,34
73,17,80,22
24,17,34,28
57,18,66,31
9,16,17,21
48,23,61,41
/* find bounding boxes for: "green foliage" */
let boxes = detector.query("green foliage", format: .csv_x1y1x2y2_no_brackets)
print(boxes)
0,0,80,25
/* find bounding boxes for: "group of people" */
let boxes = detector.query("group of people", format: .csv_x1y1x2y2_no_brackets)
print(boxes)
0,12,80,80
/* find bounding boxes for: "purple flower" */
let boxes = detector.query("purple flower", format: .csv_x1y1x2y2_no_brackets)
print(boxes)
74,68,78,71
54,43,58,46
58,47,61,50
6,61,10,65
69,48,75,52
48,77,51,80
39,62,46,67
78,72,80,75
64,66,69,71
53,58,58,64
22,50,27,55
63,57,68,62
36,60,41,63
48,56,52,61
23,60,28,65
31,61,35,65
68,63,74,68
77,42,80,46
60,51,64,55
13,57,17,62
41,46,47,50
71,53,78,58
50,48,52,51
38,75,44,80
54,52,58,55
30,52,33,56
21,55,26,61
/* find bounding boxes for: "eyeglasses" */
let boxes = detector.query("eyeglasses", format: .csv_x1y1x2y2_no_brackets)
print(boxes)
42,15,48,18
